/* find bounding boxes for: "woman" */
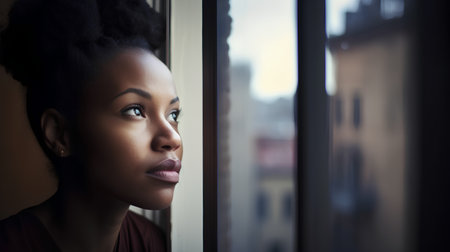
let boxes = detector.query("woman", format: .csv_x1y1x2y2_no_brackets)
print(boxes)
0,0,182,251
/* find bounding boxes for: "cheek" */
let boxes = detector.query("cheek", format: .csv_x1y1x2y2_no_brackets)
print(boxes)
79,118,150,179
74,114,178,209
79,123,176,209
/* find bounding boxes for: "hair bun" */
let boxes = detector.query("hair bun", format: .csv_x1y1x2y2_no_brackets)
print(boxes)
0,0,165,88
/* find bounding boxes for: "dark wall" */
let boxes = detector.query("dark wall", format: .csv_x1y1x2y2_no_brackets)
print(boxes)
0,0,57,220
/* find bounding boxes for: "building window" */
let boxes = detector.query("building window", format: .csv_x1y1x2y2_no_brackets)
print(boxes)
353,94,361,128
267,240,285,252
257,191,269,222
335,96,343,126
282,192,293,221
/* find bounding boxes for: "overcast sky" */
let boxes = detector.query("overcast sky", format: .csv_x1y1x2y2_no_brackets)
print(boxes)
227,0,365,100
326,0,359,36
228,0,297,101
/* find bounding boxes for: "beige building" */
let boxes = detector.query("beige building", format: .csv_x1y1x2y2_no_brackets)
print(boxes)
328,19,414,252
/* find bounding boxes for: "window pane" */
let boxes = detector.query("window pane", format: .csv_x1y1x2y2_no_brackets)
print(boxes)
217,1,297,252
325,0,415,251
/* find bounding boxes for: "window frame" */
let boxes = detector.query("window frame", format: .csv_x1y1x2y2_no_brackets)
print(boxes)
201,1,300,252
202,0,218,250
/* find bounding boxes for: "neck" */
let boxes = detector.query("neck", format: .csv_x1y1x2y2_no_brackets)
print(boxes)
33,182,130,252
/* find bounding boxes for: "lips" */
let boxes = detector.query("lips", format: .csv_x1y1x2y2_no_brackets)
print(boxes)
146,159,181,183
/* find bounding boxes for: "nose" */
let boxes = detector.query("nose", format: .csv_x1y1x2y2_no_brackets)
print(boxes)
151,119,182,152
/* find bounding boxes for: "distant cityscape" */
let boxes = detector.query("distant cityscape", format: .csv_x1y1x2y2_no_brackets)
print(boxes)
226,62,295,252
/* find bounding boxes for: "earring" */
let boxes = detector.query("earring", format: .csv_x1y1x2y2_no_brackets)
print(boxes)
58,147,65,157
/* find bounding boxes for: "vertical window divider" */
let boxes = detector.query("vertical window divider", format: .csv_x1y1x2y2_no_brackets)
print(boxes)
203,0,218,251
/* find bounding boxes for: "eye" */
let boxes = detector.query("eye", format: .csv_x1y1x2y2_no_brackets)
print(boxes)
169,109,181,123
121,105,145,118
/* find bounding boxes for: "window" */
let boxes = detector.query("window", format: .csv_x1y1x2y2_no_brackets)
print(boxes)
205,0,298,252
257,191,269,222
173,0,450,251
353,94,361,128
335,96,343,126
282,192,293,221
304,0,416,251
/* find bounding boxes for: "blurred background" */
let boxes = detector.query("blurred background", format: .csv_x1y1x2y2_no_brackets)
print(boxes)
217,0,297,251
215,0,449,251
326,1,412,251
216,0,297,252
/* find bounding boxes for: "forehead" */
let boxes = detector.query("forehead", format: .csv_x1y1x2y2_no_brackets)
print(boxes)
85,48,176,101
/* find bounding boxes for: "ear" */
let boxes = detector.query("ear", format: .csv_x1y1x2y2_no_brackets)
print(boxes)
41,109,72,157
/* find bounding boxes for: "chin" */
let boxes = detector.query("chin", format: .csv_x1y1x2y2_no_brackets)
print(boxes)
131,188,175,210
136,200,173,210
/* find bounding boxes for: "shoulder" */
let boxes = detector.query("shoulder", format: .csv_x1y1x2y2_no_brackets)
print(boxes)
0,211,58,251
122,211,165,236
118,210,167,252
0,212,31,250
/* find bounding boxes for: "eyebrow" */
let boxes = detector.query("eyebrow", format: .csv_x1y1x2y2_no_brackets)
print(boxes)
170,97,180,104
112,88,180,105
112,88,151,100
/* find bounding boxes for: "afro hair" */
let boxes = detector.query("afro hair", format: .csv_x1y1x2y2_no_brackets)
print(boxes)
0,0,165,168
0,0,165,89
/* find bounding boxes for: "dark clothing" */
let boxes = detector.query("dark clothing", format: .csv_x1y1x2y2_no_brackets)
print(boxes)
0,210,167,252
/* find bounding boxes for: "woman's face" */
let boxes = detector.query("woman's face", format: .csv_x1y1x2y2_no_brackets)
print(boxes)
76,48,182,210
